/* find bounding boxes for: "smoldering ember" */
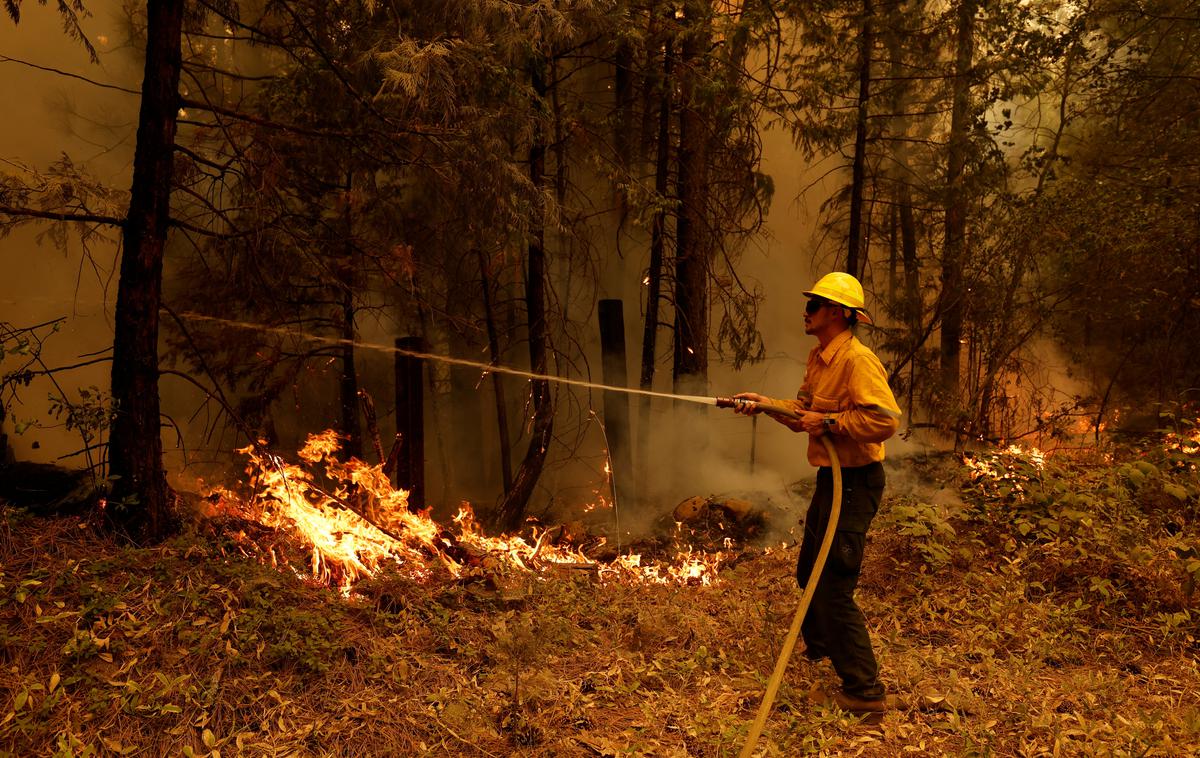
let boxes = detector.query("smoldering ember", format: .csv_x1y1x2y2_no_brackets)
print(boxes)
1,0,1198,755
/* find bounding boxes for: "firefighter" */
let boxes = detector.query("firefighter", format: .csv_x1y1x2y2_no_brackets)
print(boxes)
732,271,901,713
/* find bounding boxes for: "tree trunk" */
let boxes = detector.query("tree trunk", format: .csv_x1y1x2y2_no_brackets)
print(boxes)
899,184,918,321
339,281,363,460
672,0,711,393
940,0,976,402
599,300,634,508
637,34,673,464
637,10,664,156
394,337,425,510
0,402,8,464
445,322,487,500
105,0,184,543
888,204,898,302
337,171,362,459
883,8,921,332
495,57,555,531
476,247,514,494
846,0,874,278
614,28,636,168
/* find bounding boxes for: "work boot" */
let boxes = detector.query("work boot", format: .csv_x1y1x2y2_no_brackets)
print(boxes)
807,686,832,706
808,687,888,714
831,689,888,714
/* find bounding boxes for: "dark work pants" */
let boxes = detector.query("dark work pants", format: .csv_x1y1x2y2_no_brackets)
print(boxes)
796,461,886,700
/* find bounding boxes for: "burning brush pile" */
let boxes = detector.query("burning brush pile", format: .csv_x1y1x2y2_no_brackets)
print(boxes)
201,431,726,593
962,443,1048,502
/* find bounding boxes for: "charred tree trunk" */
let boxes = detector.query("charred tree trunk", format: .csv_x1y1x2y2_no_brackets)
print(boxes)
105,0,184,542
599,300,633,508
637,34,673,464
846,0,874,278
940,0,976,406
337,172,362,459
614,34,636,168
476,247,514,493
339,282,363,460
637,10,665,157
394,337,425,510
495,58,555,532
672,0,711,394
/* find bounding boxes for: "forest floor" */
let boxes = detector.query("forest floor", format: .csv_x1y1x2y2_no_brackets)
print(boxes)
2,430,1199,757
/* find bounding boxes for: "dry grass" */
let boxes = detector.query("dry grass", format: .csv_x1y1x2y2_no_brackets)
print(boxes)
1,444,1198,757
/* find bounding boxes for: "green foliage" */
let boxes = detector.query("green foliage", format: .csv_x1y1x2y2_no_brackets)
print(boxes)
877,498,958,568
236,601,350,677
46,386,111,447
953,436,1200,625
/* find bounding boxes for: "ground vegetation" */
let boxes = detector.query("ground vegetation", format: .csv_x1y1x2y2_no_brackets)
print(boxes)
2,427,1198,755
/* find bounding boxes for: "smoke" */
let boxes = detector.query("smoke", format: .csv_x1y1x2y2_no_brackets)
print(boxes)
2,6,908,553
629,396,812,540
0,4,138,465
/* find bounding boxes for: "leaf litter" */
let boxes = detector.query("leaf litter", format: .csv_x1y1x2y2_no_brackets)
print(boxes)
1,433,1198,756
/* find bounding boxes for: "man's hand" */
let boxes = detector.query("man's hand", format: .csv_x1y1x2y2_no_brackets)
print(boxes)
799,410,828,436
731,392,770,415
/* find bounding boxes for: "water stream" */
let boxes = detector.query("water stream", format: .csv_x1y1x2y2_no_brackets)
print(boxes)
178,311,722,408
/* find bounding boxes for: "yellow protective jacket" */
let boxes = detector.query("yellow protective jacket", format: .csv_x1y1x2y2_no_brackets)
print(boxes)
778,330,901,468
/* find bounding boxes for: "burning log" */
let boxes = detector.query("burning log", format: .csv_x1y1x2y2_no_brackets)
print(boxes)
357,389,386,465
382,434,403,477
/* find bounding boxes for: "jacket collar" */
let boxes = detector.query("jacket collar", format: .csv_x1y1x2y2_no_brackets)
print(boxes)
818,329,854,366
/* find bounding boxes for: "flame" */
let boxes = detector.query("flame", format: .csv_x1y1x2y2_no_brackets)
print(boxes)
962,444,1048,504
1007,444,1047,469
965,444,1046,479
1165,429,1200,456
582,495,611,513
608,547,724,586
211,431,727,592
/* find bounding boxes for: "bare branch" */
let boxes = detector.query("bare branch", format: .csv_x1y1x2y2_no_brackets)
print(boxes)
0,54,138,94
0,203,123,226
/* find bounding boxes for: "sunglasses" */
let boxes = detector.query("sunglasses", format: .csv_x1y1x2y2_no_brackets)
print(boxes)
805,298,831,314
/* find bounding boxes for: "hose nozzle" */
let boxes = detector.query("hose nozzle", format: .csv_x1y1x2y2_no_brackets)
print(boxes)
714,396,748,411
714,396,800,419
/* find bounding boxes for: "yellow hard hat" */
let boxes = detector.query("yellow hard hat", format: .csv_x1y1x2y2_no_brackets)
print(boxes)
803,272,872,324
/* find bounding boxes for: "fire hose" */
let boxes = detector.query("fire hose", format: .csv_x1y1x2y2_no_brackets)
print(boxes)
715,398,842,757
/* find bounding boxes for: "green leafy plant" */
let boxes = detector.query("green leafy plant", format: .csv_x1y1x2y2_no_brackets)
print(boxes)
236,601,348,676
46,386,113,480
878,498,958,568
